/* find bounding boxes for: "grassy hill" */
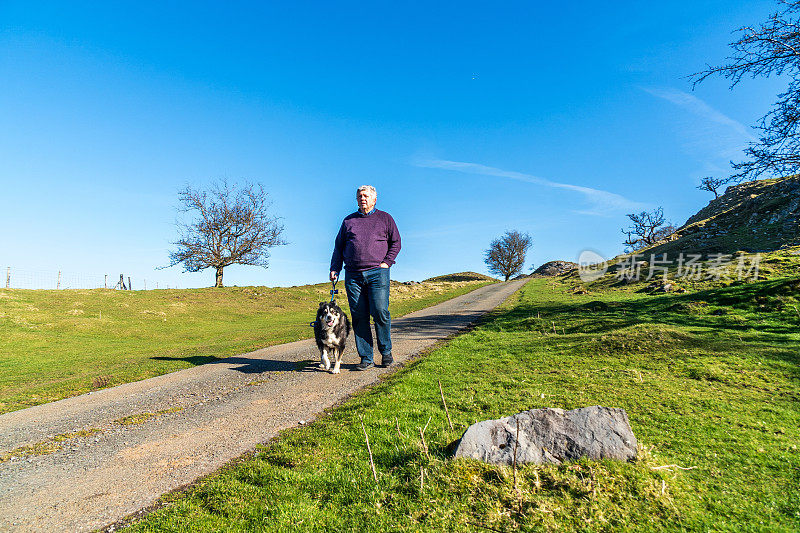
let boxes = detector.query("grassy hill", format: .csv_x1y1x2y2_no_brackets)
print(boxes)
0,278,491,414
565,242,799,298
645,174,800,256
126,259,800,531
423,272,497,282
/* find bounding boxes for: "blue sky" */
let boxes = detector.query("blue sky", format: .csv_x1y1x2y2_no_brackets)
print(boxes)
0,1,786,288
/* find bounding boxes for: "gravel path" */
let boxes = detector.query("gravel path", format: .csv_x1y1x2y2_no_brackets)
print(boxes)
0,279,527,532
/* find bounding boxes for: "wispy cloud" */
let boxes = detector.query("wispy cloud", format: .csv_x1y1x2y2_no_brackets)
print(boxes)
643,87,755,168
643,87,755,140
412,158,646,216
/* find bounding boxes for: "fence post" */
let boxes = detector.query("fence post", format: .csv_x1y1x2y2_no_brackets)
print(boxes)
5,267,9,289
128,276,132,291
144,279,147,291
57,271,61,290
119,274,125,290
104,274,108,289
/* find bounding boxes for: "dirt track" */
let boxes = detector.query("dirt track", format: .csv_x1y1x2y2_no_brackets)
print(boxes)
0,279,527,531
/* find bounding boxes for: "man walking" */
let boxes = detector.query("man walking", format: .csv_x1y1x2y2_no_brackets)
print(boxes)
330,185,401,370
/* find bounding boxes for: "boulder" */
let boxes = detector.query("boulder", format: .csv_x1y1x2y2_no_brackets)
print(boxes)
453,406,637,465
645,281,675,293
658,283,674,293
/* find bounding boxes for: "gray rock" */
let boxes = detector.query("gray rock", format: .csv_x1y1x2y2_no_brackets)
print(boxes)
532,261,578,277
453,406,637,465
647,281,674,293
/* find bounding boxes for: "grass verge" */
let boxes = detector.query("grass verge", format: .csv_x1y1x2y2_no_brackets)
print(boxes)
0,279,491,413
125,272,800,531
0,428,101,463
0,406,187,463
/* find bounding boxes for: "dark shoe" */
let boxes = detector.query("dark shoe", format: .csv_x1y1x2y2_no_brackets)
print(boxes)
381,354,393,367
355,361,374,371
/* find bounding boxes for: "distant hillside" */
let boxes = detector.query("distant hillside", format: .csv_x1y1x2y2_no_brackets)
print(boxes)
423,272,497,282
646,175,800,255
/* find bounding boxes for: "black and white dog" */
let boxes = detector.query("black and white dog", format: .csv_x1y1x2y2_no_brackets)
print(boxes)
314,301,351,374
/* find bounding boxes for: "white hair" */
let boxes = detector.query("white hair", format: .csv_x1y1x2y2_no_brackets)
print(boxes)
356,185,377,198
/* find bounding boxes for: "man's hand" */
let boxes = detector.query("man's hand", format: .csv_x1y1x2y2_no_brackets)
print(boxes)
330,271,338,282
380,262,389,268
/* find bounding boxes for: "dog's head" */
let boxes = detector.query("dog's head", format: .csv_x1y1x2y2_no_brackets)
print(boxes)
317,301,342,328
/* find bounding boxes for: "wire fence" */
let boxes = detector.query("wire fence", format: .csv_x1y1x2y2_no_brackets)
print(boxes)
1,267,174,290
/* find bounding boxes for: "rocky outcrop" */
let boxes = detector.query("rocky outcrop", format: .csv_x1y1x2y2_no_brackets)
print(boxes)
648,175,800,255
453,406,637,465
532,261,578,276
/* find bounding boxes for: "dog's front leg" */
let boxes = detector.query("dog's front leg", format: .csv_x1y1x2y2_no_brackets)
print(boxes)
320,348,331,371
331,347,342,374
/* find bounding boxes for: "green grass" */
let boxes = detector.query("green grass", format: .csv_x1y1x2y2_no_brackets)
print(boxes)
125,262,800,531
0,279,491,413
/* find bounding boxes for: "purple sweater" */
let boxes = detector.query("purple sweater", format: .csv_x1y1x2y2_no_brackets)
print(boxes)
330,209,401,273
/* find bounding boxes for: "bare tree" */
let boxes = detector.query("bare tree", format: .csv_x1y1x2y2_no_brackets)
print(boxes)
690,0,800,181
621,207,676,251
697,176,732,198
653,223,678,242
484,231,532,281
167,180,287,287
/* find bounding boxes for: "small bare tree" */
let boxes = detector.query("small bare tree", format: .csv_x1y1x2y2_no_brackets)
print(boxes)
167,180,287,287
484,231,532,281
622,207,676,251
690,1,800,181
697,176,734,198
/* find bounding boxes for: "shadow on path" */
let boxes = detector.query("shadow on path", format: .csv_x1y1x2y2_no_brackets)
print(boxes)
390,311,485,337
151,356,304,373
151,311,488,371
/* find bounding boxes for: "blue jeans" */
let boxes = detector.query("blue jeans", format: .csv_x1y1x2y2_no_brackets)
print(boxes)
345,267,392,364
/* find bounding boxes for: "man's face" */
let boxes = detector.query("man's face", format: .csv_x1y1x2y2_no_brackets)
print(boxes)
357,189,377,213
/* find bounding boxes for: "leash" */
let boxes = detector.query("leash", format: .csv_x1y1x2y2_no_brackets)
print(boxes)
330,279,339,302
309,279,340,327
